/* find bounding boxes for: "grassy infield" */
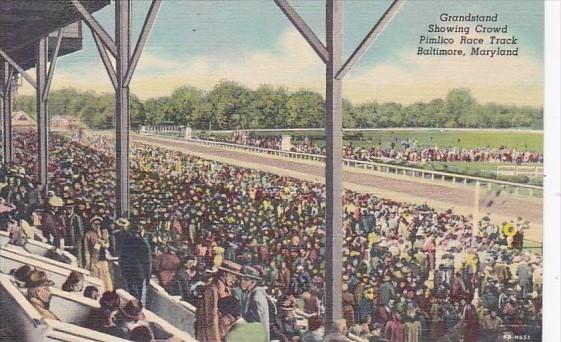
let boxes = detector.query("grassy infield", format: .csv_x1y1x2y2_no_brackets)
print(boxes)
235,130,544,177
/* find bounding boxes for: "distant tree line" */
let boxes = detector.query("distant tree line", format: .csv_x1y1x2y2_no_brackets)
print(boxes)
14,82,543,130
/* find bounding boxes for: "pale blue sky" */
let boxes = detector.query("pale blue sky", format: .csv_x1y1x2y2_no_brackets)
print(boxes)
20,0,544,106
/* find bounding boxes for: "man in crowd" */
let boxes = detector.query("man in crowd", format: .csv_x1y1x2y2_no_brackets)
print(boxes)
65,199,85,267
119,220,152,302
26,270,58,320
41,196,66,248
1,131,544,342
323,319,351,342
238,265,270,341
195,260,243,342
218,296,267,342
84,215,113,291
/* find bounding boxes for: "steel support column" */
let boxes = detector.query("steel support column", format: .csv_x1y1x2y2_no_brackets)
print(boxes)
36,37,49,198
1,62,13,165
115,0,132,218
324,0,343,329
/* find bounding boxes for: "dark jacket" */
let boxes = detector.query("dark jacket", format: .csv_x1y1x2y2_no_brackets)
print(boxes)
119,231,152,280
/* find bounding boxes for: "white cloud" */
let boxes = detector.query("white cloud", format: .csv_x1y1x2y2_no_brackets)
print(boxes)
18,28,543,107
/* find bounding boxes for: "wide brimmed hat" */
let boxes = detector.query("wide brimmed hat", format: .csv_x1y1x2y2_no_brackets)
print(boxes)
115,218,130,227
25,270,55,288
48,196,64,207
120,299,145,321
89,216,103,224
240,265,261,280
217,260,244,277
278,295,296,311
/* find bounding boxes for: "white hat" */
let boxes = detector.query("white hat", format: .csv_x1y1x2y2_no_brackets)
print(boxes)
48,196,64,207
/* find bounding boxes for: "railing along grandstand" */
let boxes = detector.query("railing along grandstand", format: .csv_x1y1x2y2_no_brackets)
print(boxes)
183,138,543,197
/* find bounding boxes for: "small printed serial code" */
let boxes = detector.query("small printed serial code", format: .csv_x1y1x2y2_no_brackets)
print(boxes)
502,334,532,341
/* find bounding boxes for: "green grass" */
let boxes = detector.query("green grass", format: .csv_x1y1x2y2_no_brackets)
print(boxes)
436,161,542,176
336,131,541,152
212,129,543,152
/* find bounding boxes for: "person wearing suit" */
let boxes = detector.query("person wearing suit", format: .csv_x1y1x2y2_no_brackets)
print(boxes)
239,265,270,341
119,223,152,302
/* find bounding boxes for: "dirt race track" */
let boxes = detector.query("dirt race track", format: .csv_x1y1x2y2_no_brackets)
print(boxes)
133,134,543,242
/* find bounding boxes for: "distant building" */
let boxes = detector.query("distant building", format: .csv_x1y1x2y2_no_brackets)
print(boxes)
11,111,36,130
51,115,82,130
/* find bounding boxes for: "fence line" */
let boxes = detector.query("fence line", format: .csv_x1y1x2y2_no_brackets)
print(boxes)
184,138,542,197
201,127,542,134
497,165,544,178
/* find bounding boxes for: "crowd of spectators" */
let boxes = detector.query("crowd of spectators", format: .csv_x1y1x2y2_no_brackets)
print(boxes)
0,129,543,342
205,134,543,165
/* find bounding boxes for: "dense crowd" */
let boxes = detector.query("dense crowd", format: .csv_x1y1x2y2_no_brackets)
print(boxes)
0,129,543,342
206,134,543,165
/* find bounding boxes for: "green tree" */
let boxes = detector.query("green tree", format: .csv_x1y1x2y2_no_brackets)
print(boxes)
286,90,324,128
445,88,476,126
207,81,252,129
248,85,289,128
168,86,205,126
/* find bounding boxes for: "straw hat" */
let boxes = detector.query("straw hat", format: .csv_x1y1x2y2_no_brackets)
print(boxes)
115,218,130,227
89,216,103,225
48,196,64,207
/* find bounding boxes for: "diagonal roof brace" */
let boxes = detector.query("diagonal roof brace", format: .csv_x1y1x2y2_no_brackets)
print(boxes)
92,31,118,90
0,48,37,89
43,29,64,102
274,0,329,64
124,0,162,87
70,0,117,57
336,0,407,80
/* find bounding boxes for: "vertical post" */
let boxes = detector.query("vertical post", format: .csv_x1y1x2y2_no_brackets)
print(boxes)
473,180,480,239
36,37,49,198
0,67,2,165
0,63,4,165
116,0,131,218
325,0,343,330
1,62,13,165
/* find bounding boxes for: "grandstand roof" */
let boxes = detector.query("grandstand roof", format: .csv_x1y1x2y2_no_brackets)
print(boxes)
0,0,110,70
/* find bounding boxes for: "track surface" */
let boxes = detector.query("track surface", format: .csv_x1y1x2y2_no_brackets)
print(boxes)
133,135,543,241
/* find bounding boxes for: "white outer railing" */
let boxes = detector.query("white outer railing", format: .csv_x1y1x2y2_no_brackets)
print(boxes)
497,165,544,177
183,138,543,197
203,127,542,134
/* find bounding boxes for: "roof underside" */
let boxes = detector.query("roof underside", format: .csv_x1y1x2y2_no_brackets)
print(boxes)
0,0,111,70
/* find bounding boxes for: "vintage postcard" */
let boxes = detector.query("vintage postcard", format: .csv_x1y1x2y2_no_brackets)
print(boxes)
0,0,558,341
